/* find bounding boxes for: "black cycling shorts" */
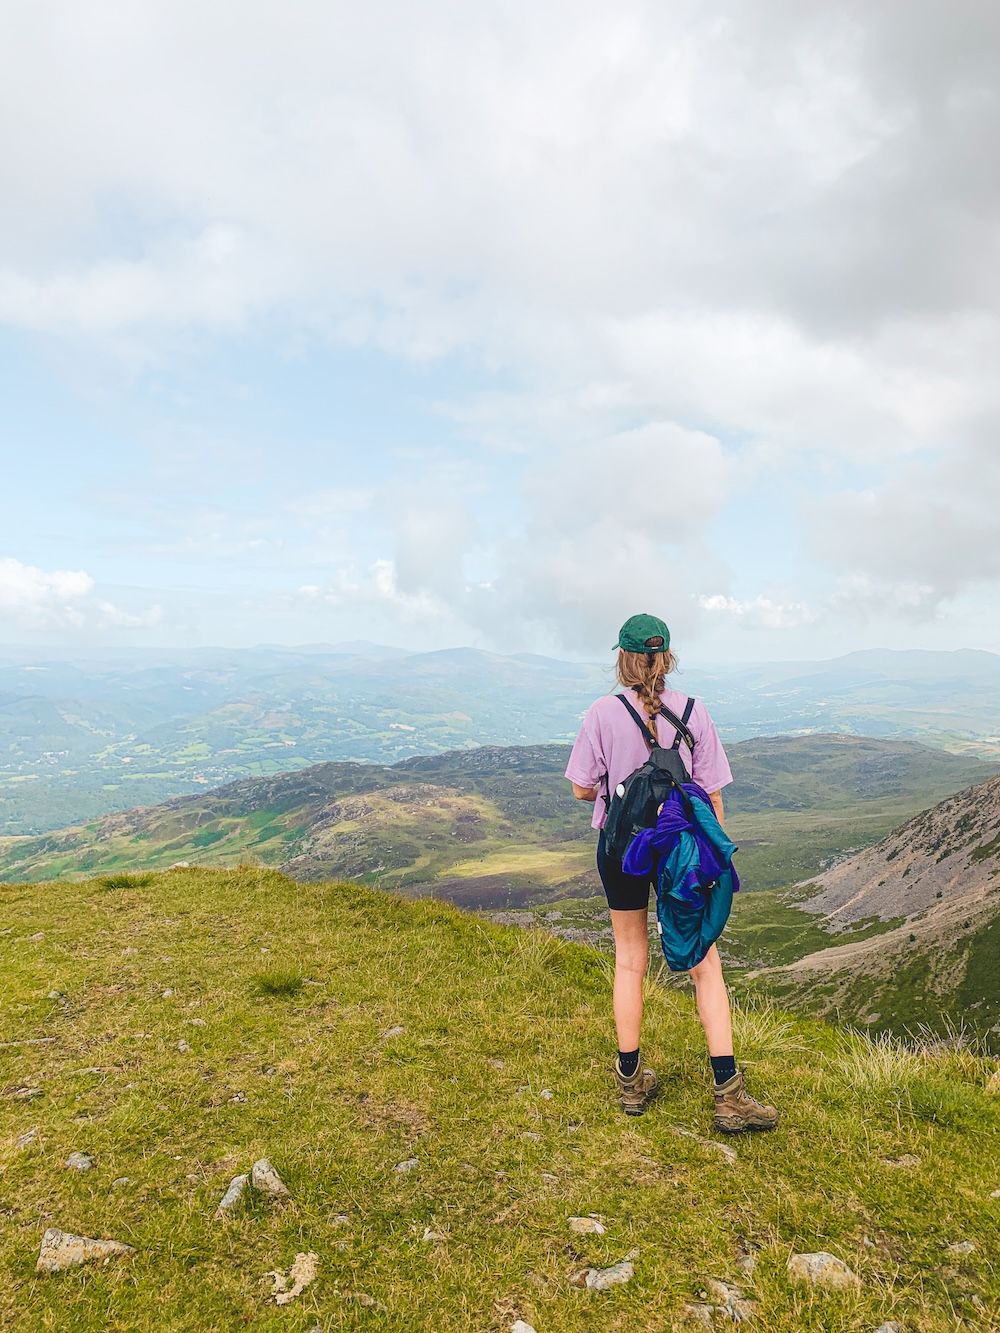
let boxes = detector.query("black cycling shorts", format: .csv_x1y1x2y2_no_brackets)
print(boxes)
597,828,652,912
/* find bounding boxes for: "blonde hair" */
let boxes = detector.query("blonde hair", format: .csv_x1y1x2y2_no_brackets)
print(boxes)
616,648,676,724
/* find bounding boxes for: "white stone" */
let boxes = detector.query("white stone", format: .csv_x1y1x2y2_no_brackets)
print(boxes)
787,1252,860,1290
112,1177,130,1188
65,1152,94,1171
15,1128,38,1147
585,1259,634,1290
946,1240,975,1256
540,1088,553,1099
36,1228,134,1274
874,1323,903,1333
568,1216,606,1235
382,1025,405,1039
422,1227,445,1242
176,1039,191,1053
394,1158,419,1174
251,1158,291,1199
511,1322,538,1333
213,1173,249,1217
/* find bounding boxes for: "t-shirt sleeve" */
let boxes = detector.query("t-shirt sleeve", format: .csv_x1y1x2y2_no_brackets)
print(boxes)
689,700,733,793
565,710,606,790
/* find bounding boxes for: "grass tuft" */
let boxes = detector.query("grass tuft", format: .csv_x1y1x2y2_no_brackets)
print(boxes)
250,967,305,998
831,1029,927,1091
97,871,156,889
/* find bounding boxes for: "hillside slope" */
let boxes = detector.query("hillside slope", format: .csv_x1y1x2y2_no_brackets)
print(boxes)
1,737,995,904
755,775,1000,1042
0,867,997,1331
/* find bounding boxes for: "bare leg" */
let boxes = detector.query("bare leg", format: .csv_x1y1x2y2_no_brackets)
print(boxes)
609,909,649,1051
688,943,734,1056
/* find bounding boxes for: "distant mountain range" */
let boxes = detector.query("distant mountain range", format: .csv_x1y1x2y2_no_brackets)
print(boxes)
2,734,994,909
754,771,1000,1045
2,642,999,836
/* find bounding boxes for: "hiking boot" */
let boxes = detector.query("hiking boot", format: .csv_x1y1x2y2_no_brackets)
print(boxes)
614,1057,659,1116
712,1071,778,1133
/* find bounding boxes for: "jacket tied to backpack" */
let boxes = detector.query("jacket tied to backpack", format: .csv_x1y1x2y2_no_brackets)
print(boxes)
622,780,740,972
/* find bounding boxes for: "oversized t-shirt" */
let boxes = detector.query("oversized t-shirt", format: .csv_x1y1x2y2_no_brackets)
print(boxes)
565,688,734,830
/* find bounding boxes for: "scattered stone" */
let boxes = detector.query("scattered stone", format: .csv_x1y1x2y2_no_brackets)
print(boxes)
339,1290,387,1311
8,1087,43,1100
331,1213,350,1226
991,1189,1000,1199
112,1177,130,1188
15,1128,38,1148
521,1131,541,1142
946,1240,976,1256
735,1243,756,1278
176,1039,191,1053
540,1088,553,1099
213,1173,249,1217
394,1158,419,1174
585,1258,635,1290
29,932,45,941
267,1251,318,1306
569,1216,606,1235
706,1278,755,1320
488,1058,505,1069
422,1227,445,1242
684,1303,714,1326
382,1025,405,1039
251,1158,291,1200
228,1091,247,1104
161,989,173,997
47,990,63,1000
36,1228,134,1274
863,1235,876,1248
787,1252,860,1290
511,1322,538,1333
874,1322,903,1333
186,1017,207,1027
65,1152,94,1171
668,1124,738,1165
882,1154,920,1168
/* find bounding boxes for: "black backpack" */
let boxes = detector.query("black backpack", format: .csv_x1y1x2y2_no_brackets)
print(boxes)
602,694,696,861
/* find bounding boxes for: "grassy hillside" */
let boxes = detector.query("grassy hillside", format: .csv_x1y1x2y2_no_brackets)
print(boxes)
1,867,998,1331
1,737,994,905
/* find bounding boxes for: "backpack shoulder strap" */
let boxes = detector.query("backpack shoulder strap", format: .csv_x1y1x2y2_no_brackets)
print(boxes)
659,696,696,753
615,693,656,748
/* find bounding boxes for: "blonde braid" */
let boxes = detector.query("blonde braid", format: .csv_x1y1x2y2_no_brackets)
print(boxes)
615,648,676,730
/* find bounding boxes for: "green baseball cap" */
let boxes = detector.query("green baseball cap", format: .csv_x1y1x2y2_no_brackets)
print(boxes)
615,613,671,654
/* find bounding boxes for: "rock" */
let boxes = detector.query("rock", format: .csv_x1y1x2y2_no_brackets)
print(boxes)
882,1154,920,1168
112,1177,130,1188
787,1252,860,1290
488,1058,504,1069
176,1039,191,1053
569,1216,606,1235
36,1228,134,1274
991,1189,1000,1199
9,1087,43,1100
394,1158,419,1174
585,1259,635,1290
668,1124,738,1165
521,1132,541,1142
213,1173,249,1217
382,1025,405,1039
251,1158,291,1199
540,1088,553,1099
946,1240,975,1255
511,1322,538,1333
873,1323,903,1333
735,1244,756,1277
186,1017,206,1027
268,1251,318,1305
683,1305,714,1327
422,1227,445,1242
66,1152,94,1171
331,1213,350,1225
161,988,173,997
15,1128,38,1147
47,990,63,999
168,861,190,869
706,1278,755,1320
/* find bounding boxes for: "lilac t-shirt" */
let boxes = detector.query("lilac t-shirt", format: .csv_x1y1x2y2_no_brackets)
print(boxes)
565,688,734,830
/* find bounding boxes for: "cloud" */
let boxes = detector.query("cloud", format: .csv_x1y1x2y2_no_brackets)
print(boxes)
700,594,816,631
0,557,160,631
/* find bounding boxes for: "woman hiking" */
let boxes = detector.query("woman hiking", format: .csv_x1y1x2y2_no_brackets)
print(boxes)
565,613,778,1133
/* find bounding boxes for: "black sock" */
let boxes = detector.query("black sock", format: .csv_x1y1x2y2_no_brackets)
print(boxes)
711,1054,737,1085
618,1048,640,1078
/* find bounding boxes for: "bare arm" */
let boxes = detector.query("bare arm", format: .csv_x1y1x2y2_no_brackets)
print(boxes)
708,789,725,827
571,782,599,803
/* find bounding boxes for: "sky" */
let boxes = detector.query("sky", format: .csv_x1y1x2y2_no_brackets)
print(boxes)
2,0,1000,663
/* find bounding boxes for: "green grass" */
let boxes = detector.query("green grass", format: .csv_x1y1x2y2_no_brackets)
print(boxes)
0,868,998,1331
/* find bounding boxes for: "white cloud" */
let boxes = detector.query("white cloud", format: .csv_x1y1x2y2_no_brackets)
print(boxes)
0,557,160,632
700,593,816,631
